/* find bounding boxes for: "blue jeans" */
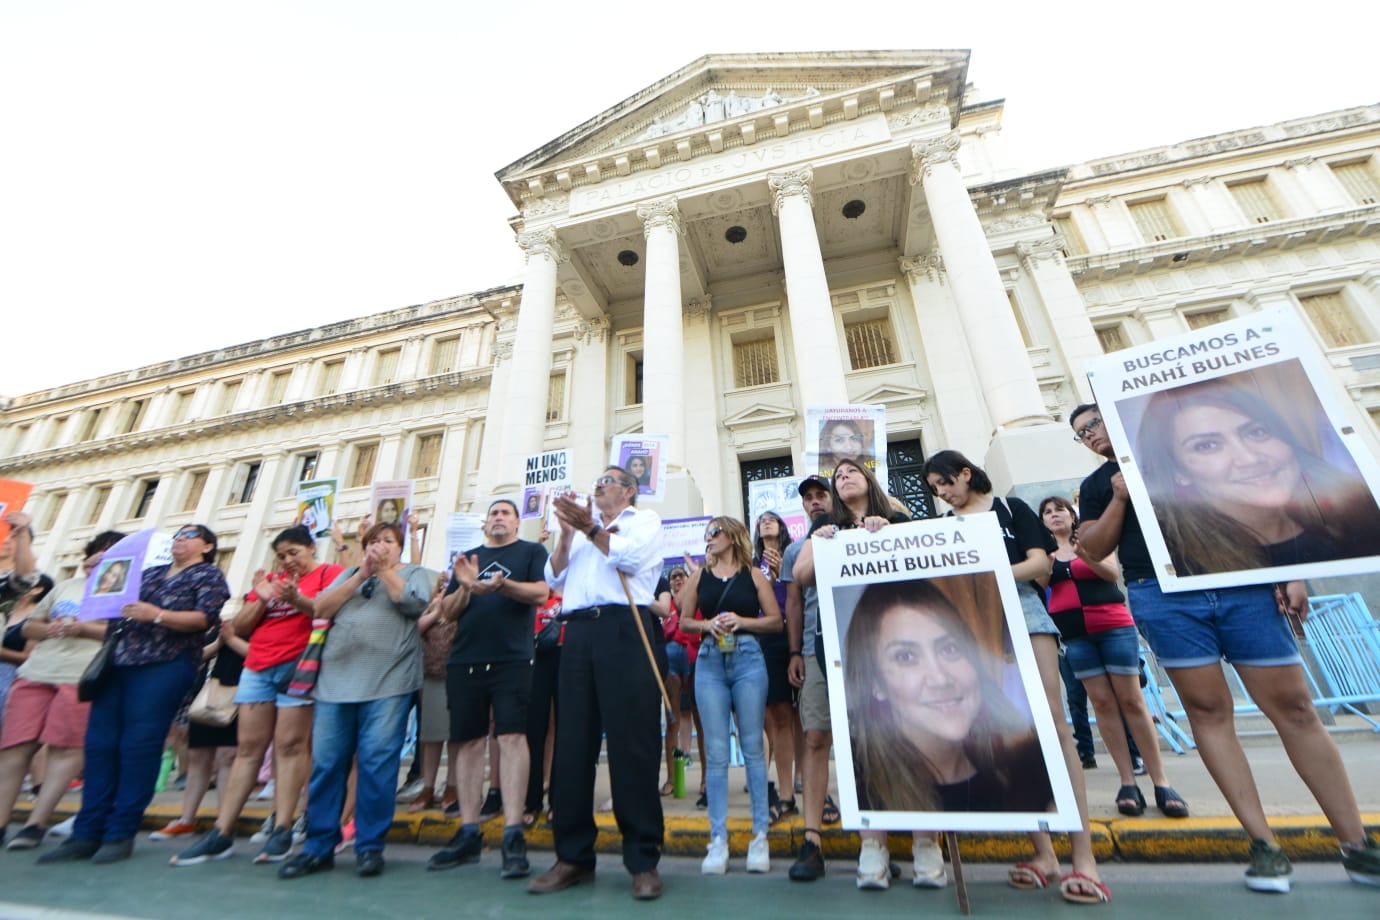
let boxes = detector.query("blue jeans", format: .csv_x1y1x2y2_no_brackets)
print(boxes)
1126,579,1301,669
303,693,411,858
694,635,769,839
75,657,199,842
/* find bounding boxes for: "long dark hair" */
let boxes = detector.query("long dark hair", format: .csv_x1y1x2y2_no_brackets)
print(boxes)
828,458,893,528
752,510,794,563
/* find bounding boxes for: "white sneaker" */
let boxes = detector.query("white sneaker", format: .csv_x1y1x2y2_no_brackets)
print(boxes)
746,832,770,874
255,780,275,801
911,837,947,888
291,812,307,845
857,838,890,890
48,816,76,838
250,813,276,844
702,836,729,875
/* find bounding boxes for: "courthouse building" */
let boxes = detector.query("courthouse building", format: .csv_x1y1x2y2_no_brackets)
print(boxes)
3,50,1380,596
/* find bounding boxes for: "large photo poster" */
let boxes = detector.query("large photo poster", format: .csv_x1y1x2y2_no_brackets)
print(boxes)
610,435,668,502
814,514,1079,832
79,528,172,620
369,480,415,540
806,405,887,485
746,477,809,542
1087,309,1380,592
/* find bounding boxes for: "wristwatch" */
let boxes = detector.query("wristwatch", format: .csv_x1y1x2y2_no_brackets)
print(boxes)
586,521,601,539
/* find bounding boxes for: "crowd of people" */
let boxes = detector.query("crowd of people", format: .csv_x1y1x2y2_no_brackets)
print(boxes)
1,418,1378,903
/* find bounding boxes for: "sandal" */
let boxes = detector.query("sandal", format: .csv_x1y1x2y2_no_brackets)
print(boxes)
659,780,675,797
770,798,798,825
522,810,539,829
822,795,840,825
1154,785,1190,818
1115,784,1146,816
1008,861,1052,890
405,790,436,813
1059,871,1111,904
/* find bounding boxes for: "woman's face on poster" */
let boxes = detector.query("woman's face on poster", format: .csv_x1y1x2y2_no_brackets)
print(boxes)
873,604,981,749
628,455,648,479
1170,404,1301,514
378,501,400,524
824,422,866,461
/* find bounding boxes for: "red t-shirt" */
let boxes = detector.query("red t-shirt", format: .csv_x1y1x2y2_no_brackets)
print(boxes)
243,563,344,671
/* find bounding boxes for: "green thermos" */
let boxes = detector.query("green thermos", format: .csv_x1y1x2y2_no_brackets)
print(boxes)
673,749,687,799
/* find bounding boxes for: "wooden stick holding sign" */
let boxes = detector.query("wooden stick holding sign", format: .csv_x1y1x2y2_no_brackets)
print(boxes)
944,832,970,914
618,571,675,717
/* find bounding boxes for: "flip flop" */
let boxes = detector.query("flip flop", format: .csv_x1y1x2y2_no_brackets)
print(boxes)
1008,861,1051,890
659,781,675,797
1154,785,1190,818
1060,871,1111,904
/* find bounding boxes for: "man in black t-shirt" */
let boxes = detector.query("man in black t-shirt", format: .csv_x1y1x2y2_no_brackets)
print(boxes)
428,500,549,879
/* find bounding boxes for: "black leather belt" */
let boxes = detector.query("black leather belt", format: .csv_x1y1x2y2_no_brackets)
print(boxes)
558,603,634,621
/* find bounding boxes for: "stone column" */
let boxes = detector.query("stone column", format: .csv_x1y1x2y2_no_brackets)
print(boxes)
568,318,611,488
475,340,515,499
681,298,721,508
899,255,992,457
1017,235,1102,403
637,197,686,467
912,134,1048,428
427,420,470,568
498,229,565,494
769,168,849,407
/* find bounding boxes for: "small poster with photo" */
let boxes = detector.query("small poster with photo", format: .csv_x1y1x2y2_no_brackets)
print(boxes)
806,405,887,485
445,512,485,571
369,480,415,541
610,435,668,502
661,516,713,567
1086,308,1380,592
747,477,810,543
814,514,1079,832
294,478,338,538
522,449,573,521
0,478,34,544
80,529,161,620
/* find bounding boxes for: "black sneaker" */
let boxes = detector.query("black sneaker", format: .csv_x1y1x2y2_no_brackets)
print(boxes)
171,829,234,866
695,791,708,809
428,830,483,871
254,826,294,864
90,838,134,864
479,788,503,820
6,825,45,851
789,839,825,882
500,832,530,879
278,851,334,880
37,837,101,864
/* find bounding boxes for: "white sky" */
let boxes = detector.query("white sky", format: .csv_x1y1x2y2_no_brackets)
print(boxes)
2,0,1376,398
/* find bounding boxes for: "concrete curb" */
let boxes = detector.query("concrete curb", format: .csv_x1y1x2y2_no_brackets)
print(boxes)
19,802,1378,864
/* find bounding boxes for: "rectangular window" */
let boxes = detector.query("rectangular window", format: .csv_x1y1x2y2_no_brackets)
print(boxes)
1299,291,1368,348
1052,215,1087,256
39,492,66,530
349,443,378,488
215,547,235,577
1095,324,1128,353
118,399,147,434
625,353,644,406
265,370,292,405
183,470,208,512
374,348,401,386
732,337,780,388
546,372,566,422
77,407,105,442
1332,160,1380,206
1185,308,1231,330
843,317,897,370
131,479,159,519
47,416,69,448
229,461,262,505
296,452,320,483
1127,197,1181,243
320,359,344,395
1228,178,1283,224
170,390,195,424
218,380,242,415
429,336,460,375
412,433,443,478
87,485,112,525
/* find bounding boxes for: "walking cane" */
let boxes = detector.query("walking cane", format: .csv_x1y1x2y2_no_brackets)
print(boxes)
618,571,675,717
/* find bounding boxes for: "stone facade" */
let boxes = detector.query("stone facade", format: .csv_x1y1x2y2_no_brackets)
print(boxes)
4,50,1379,599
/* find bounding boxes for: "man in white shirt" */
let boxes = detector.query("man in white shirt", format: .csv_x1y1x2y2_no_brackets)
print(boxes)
528,466,665,901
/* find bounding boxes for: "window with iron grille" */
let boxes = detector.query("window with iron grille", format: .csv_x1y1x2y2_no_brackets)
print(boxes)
374,348,401,386
1128,197,1181,242
733,338,779,388
349,443,379,488
218,380,242,415
265,370,292,405
1096,324,1128,353
1331,160,1380,206
844,317,897,370
412,434,443,478
430,336,460,375
1228,178,1283,224
738,456,795,520
546,372,567,422
887,439,937,520
320,360,344,396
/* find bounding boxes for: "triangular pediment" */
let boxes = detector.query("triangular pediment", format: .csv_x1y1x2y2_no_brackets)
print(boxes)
722,401,798,429
854,382,928,406
497,50,969,201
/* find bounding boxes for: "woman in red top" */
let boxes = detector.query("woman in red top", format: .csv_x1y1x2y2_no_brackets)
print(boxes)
171,526,343,867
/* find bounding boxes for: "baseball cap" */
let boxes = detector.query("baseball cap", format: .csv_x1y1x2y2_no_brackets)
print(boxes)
797,475,831,496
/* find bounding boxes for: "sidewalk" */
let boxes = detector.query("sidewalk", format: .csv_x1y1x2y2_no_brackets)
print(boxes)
14,717,1380,864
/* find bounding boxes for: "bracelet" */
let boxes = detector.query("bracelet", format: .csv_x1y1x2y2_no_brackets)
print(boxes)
789,650,803,657
586,522,601,539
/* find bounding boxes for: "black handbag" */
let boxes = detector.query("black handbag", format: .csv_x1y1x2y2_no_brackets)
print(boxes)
77,623,120,702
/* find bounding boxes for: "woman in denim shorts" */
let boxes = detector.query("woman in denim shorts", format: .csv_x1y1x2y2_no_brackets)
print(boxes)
1040,496,1188,820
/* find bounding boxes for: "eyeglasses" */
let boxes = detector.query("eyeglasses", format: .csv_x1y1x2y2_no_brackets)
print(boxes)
828,434,865,447
704,525,723,541
173,528,203,541
592,475,624,489
1072,417,1104,443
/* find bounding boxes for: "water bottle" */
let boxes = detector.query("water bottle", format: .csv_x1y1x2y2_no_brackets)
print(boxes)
155,747,176,792
673,750,687,799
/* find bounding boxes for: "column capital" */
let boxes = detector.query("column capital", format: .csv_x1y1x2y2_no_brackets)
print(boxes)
1181,176,1215,188
575,316,610,344
686,296,712,323
908,132,961,184
899,253,945,285
517,227,567,264
492,340,514,363
1084,194,1113,208
768,167,814,214
1283,156,1315,170
1016,236,1066,265
636,197,683,238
